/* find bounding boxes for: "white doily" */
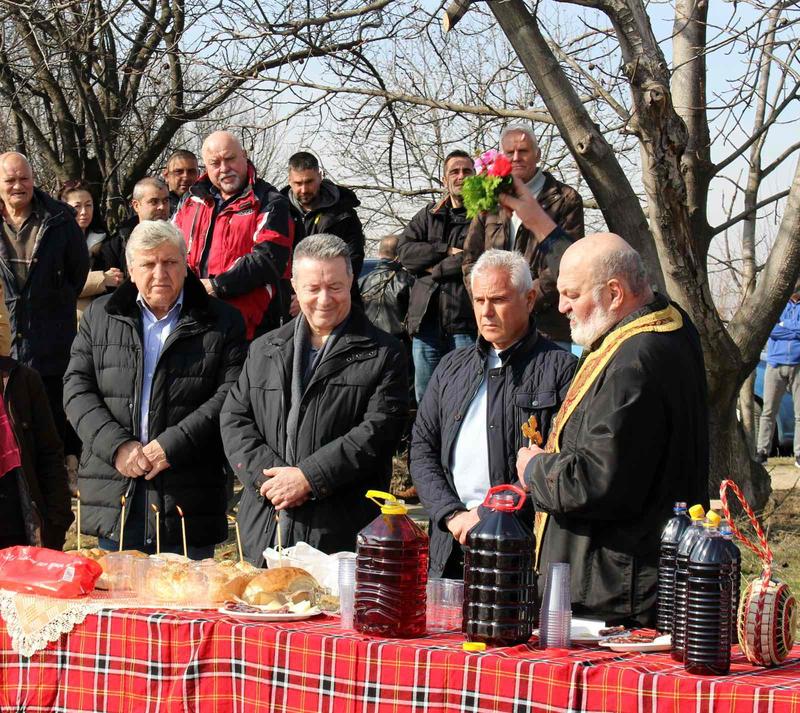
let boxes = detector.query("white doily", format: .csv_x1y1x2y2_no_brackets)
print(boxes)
0,590,211,657
0,590,107,657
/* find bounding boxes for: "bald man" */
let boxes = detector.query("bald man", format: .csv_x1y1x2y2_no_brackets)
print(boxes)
173,131,301,339
0,152,88,444
507,187,709,626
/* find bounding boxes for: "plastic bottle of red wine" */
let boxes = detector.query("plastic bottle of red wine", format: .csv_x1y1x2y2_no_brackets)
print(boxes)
656,501,690,634
671,503,705,662
462,485,536,646
685,511,736,675
354,490,428,638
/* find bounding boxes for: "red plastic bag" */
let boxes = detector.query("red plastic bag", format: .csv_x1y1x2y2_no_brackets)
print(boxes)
0,546,102,598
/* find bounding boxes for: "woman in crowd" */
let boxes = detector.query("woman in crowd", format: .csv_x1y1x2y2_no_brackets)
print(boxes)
58,180,123,320
58,180,124,491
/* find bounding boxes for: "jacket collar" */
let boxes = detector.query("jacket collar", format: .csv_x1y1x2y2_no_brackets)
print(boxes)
475,322,539,364
105,269,214,325
431,194,466,214
264,305,376,350
188,162,259,204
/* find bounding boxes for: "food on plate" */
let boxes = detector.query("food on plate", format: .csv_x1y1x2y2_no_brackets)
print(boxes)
221,598,319,616
605,632,655,644
598,626,626,637
241,567,318,607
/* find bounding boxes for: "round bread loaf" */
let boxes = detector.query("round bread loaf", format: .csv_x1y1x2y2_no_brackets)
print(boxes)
242,567,318,606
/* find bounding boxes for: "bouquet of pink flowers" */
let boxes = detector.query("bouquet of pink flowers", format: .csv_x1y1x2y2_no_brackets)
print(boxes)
462,149,514,219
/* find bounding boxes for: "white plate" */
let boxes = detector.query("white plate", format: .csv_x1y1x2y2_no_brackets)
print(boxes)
218,605,323,621
598,634,672,652
534,618,622,643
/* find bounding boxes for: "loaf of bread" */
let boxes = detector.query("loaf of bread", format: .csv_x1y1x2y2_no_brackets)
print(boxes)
241,567,318,607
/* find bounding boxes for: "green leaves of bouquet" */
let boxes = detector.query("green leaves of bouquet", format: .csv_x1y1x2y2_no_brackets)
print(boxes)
462,150,514,219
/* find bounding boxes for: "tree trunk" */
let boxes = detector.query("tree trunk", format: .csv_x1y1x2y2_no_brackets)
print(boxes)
708,380,771,511
487,0,665,289
738,371,757,454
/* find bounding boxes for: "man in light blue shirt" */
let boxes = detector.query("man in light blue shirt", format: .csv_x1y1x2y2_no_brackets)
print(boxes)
65,220,247,559
137,291,183,445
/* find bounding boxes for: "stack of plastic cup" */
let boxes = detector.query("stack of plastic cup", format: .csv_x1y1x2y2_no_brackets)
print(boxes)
539,562,571,649
338,554,357,629
426,578,465,632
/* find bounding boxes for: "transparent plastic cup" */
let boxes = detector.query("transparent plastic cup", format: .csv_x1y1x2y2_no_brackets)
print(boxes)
101,553,136,592
539,562,571,648
338,554,357,629
426,578,465,632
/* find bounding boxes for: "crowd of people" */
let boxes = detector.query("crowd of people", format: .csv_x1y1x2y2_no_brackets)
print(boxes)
0,123,710,626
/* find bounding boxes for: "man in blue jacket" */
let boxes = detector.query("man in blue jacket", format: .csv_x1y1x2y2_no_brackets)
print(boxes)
757,289,800,466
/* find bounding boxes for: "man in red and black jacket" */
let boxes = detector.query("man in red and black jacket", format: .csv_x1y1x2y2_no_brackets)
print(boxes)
174,131,302,340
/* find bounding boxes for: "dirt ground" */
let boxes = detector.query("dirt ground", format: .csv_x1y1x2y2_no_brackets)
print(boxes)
739,457,800,595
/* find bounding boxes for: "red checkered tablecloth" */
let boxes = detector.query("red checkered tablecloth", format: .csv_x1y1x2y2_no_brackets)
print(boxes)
1,608,799,713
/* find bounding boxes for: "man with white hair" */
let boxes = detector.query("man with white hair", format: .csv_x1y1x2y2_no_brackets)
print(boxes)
64,220,246,559
410,248,576,578
174,130,301,340
510,183,709,625
463,125,584,346
222,234,409,564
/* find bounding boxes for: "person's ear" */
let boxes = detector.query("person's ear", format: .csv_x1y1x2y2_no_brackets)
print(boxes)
527,286,537,312
607,278,625,310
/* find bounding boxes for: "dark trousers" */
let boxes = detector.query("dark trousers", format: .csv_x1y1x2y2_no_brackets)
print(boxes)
40,375,67,448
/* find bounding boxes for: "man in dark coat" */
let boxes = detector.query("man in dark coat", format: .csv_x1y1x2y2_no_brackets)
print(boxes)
411,249,576,578
398,149,477,403
221,234,409,565
510,193,709,626
462,126,584,346
0,152,89,444
162,149,199,216
64,220,246,559
283,152,365,283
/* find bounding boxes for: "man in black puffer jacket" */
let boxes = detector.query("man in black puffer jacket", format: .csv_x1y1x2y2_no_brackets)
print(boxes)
283,152,365,304
411,249,576,578
64,220,246,559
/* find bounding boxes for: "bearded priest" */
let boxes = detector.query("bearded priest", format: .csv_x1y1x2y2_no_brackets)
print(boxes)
505,181,709,627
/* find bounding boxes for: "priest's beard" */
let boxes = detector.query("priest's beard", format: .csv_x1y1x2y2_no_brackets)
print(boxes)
569,299,618,348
